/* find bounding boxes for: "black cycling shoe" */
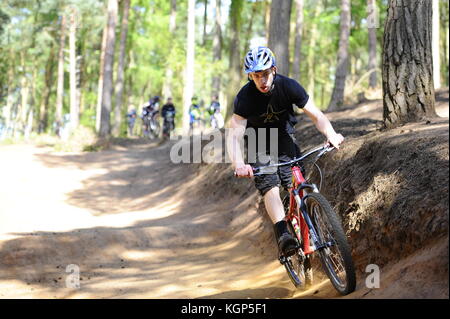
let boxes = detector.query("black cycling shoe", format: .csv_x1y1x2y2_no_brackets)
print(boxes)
274,220,298,257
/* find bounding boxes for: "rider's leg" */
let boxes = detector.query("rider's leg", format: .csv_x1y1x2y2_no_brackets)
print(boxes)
264,187,298,257
253,153,297,257
263,187,285,223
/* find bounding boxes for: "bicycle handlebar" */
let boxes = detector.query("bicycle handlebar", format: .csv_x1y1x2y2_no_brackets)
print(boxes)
251,144,335,176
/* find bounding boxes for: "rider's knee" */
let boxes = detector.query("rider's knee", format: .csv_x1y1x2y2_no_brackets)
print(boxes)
261,185,281,198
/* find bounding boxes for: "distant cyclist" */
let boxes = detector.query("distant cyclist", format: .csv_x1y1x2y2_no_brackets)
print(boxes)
127,108,137,136
208,94,224,129
189,96,201,134
141,96,160,137
161,97,176,139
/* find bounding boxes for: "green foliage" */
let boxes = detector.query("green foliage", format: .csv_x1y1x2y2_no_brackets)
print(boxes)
3,0,432,143
79,107,96,130
0,8,11,36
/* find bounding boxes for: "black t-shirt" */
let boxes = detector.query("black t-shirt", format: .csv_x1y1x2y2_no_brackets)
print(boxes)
233,74,309,158
162,103,175,113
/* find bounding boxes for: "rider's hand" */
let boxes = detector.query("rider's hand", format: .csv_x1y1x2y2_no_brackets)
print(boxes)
234,163,254,178
326,133,345,150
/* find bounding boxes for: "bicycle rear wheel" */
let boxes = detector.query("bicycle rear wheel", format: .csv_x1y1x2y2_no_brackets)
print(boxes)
305,192,356,295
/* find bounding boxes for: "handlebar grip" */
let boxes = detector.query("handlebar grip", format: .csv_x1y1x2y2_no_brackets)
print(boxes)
234,167,257,178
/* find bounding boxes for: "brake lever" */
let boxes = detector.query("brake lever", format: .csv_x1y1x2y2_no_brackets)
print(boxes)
316,145,335,160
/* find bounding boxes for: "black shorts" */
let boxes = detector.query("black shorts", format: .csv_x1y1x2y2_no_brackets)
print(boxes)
253,153,295,196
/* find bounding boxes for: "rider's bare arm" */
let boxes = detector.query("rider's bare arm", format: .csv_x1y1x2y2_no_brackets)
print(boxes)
302,98,344,149
227,114,254,177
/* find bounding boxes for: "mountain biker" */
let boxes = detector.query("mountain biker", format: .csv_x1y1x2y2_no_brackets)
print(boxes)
161,97,176,137
208,94,224,129
142,96,160,136
189,96,201,134
227,46,344,257
127,108,137,136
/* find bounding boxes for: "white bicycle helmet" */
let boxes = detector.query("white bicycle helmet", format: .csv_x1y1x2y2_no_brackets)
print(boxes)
244,46,276,74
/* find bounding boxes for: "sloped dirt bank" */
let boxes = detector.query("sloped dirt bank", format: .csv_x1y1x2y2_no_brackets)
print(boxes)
293,90,449,298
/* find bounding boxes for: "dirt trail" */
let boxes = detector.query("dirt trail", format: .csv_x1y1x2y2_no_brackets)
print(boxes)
0,89,448,299
0,141,295,298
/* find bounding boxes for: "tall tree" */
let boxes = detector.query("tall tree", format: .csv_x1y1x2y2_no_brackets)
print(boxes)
211,0,222,96
99,0,118,137
69,7,79,130
225,0,244,119
203,0,208,46
16,53,29,137
96,23,108,133
4,49,15,138
38,43,55,133
162,0,177,99
182,0,196,134
442,0,449,86
113,0,130,136
268,0,292,76
306,1,321,101
292,0,304,82
243,0,258,50
264,0,270,43
382,0,437,128
432,0,440,89
367,0,377,89
55,14,66,136
327,0,351,111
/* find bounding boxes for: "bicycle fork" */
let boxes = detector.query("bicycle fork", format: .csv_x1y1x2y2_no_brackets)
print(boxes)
293,188,333,255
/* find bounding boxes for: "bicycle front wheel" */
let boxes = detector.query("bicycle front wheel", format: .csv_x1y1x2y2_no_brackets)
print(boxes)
305,192,356,295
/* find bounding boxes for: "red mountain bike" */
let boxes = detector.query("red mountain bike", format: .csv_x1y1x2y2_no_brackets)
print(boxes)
253,145,356,295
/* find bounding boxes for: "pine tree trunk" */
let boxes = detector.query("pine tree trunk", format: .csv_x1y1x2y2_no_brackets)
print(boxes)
442,0,449,86
162,0,177,99
225,0,244,120
382,0,437,128
292,0,304,82
243,1,258,50
99,0,118,138
268,0,292,76
446,9,449,86
432,0,440,89
203,0,208,46
327,0,351,111
55,14,66,136
39,44,56,133
69,8,79,131
211,0,222,96
264,0,270,44
306,2,321,100
182,0,196,134
96,24,108,133
368,0,377,89
113,0,130,137
15,54,29,137
4,51,15,138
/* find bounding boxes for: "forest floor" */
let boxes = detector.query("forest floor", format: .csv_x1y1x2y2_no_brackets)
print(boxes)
0,88,448,299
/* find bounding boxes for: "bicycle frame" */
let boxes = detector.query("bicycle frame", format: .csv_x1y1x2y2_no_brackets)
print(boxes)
247,145,356,293
284,147,335,257
287,165,318,255
251,145,335,256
